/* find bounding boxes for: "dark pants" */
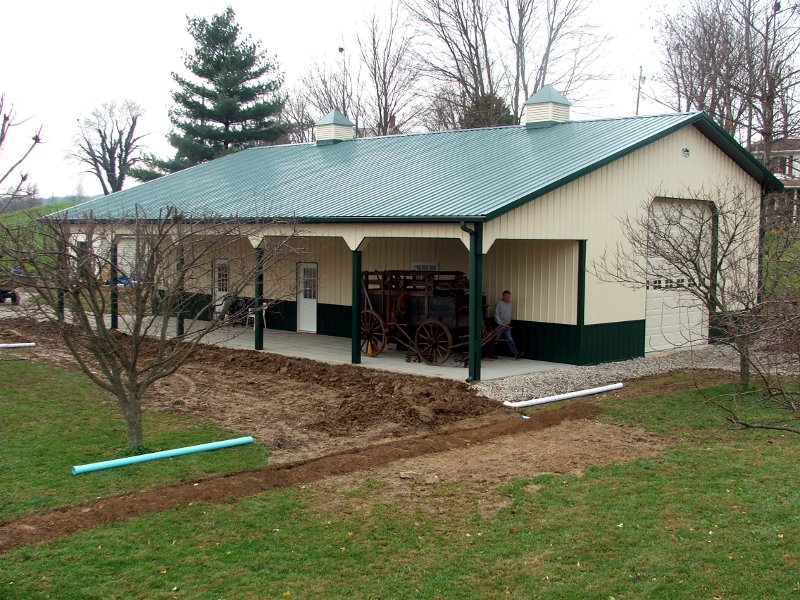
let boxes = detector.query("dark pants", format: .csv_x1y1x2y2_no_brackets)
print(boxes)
490,326,520,358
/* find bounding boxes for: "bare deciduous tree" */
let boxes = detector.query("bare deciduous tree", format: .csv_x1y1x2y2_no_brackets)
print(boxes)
0,94,42,212
656,0,752,137
70,101,146,196
358,3,421,135
0,208,302,447
420,84,463,131
735,0,800,166
281,89,317,144
302,53,366,136
594,185,800,435
655,0,800,155
407,0,502,125
500,0,607,119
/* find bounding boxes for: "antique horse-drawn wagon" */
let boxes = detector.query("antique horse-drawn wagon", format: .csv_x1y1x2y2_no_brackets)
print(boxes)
360,270,496,365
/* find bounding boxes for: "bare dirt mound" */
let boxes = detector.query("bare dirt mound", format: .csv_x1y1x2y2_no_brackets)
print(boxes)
0,402,601,552
0,315,674,552
311,419,669,518
0,317,502,463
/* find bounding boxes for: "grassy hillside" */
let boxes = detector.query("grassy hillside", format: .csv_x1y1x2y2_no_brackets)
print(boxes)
0,201,76,227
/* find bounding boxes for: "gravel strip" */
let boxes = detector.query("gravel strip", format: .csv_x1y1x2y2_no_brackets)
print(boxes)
474,344,742,403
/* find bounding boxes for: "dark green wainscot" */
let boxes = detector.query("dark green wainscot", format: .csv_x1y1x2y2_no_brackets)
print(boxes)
262,300,298,332
153,291,214,322
254,301,351,334
512,319,645,365
317,303,351,338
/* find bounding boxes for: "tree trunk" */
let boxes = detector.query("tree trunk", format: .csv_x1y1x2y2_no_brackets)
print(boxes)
739,346,751,389
122,395,144,447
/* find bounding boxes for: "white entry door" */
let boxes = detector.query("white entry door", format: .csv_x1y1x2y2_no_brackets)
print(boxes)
213,260,229,316
297,262,318,333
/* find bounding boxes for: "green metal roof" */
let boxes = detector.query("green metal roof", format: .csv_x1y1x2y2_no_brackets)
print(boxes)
66,112,781,223
315,109,354,127
525,85,571,106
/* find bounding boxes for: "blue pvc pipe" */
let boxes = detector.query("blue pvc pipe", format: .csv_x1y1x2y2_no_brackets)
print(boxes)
71,436,254,475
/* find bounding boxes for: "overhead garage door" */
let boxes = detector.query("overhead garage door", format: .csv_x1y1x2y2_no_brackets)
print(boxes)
645,268,708,352
644,198,711,353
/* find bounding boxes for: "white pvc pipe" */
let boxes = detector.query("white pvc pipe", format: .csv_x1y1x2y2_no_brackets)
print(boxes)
503,382,623,408
0,343,35,349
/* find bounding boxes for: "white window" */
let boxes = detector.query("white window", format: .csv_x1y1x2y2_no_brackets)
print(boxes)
412,262,438,272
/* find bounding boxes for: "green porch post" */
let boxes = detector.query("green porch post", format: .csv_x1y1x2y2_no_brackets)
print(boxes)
468,222,484,382
110,242,118,330
254,247,264,350
176,245,185,337
351,249,362,364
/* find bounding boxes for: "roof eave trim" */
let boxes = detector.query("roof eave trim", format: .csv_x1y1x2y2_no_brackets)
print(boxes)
485,113,782,222
691,114,783,192
63,215,489,225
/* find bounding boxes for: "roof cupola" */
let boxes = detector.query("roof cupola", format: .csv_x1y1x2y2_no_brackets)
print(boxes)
523,85,571,129
315,109,355,145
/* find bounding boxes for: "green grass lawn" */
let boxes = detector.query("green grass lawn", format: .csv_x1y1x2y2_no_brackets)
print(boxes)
0,359,269,521
1,364,799,599
0,201,76,228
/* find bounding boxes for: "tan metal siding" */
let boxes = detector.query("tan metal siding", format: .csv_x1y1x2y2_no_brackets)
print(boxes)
260,236,350,305
484,125,761,325
362,238,467,272
483,240,578,324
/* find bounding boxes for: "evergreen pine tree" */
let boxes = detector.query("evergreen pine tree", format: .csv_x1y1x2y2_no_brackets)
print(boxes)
132,7,285,181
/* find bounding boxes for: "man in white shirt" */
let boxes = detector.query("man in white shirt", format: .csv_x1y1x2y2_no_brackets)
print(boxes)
489,290,522,359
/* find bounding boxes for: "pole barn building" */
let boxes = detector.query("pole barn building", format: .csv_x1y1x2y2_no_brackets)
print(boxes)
68,87,780,381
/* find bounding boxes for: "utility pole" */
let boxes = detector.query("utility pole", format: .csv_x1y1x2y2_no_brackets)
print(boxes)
636,66,646,116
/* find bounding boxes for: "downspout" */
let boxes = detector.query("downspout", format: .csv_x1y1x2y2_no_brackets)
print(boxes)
461,221,483,382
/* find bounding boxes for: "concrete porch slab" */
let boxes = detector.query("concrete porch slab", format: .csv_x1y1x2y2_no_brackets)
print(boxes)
198,322,568,382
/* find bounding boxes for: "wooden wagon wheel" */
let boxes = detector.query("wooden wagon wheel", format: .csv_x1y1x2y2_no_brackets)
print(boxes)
360,309,387,356
415,319,453,365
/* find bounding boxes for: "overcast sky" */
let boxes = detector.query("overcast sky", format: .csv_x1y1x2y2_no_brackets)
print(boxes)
1,0,663,198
